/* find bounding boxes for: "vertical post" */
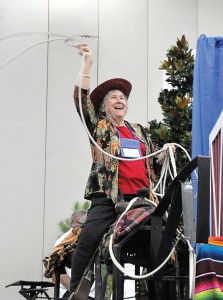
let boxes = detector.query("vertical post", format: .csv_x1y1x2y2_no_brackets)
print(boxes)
196,156,210,243
112,244,123,300
209,111,223,236
54,269,60,299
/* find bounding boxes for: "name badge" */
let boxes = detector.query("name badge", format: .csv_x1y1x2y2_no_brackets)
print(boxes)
120,138,141,158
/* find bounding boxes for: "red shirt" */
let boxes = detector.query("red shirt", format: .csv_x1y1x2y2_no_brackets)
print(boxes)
117,125,149,195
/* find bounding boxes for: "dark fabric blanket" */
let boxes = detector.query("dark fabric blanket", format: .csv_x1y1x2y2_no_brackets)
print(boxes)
113,206,155,244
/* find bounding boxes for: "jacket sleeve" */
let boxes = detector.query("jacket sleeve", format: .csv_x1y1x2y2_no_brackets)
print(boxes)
73,85,98,134
138,123,161,175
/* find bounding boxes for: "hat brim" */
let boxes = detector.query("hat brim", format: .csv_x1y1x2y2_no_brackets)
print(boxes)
90,78,132,114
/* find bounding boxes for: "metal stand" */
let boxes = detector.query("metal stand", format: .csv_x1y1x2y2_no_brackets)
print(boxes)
6,280,55,300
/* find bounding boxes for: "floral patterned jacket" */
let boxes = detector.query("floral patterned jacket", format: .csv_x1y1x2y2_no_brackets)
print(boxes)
74,86,159,204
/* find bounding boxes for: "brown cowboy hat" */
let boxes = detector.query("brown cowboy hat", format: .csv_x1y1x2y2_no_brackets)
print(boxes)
90,78,132,113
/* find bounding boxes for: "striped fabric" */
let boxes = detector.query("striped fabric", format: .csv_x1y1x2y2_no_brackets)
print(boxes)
193,243,223,299
113,206,155,244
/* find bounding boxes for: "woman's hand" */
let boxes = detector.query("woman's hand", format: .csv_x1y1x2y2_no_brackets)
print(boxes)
163,143,176,155
157,143,176,165
76,43,93,63
75,43,93,89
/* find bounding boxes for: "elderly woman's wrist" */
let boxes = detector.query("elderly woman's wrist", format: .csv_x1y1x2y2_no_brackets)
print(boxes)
78,73,91,78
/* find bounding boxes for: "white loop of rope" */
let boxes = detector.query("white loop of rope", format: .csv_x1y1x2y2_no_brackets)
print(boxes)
0,31,194,165
1,33,184,193
0,32,192,166
152,157,170,197
0,30,198,202
168,163,174,180
0,31,198,198
78,57,165,161
78,54,198,199
108,198,194,287
0,31,83,42
109,229,181,280
65,39,197,298
1,34,196,293
0,31,98,42
78,55,185,164
0,37,69,69
0,32,96,69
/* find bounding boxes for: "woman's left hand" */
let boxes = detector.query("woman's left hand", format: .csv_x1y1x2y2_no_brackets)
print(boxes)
163,143,176,155
157,143,176,165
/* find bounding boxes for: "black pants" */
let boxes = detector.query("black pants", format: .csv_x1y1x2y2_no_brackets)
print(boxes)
70,194,117,292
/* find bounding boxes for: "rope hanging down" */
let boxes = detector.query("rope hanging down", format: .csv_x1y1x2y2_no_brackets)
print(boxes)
1,33,196,297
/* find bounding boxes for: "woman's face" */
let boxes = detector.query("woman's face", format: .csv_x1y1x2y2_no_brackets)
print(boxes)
103,90,128,123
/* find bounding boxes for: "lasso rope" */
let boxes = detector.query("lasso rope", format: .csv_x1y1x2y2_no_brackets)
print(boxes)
0,31,192,167
78,55,196,296
109,224,182,280
0,32,97,69
78,54,197,198
1,34,196,295
108,199,195,298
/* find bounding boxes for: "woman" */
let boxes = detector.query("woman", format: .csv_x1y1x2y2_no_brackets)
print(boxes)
69,43,171,299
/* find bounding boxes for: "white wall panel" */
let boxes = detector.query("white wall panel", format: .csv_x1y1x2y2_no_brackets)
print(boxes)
43,0,98,257
0,1,49,299
198,0,223,37
99,0,149,125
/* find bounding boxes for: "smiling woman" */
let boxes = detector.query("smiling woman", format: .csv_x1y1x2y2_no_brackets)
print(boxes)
67,43,174,300
1,1,223,299
101,89,129,126
100,89,128,126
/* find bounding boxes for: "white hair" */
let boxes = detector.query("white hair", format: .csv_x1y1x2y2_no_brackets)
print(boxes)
99,90,128,113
